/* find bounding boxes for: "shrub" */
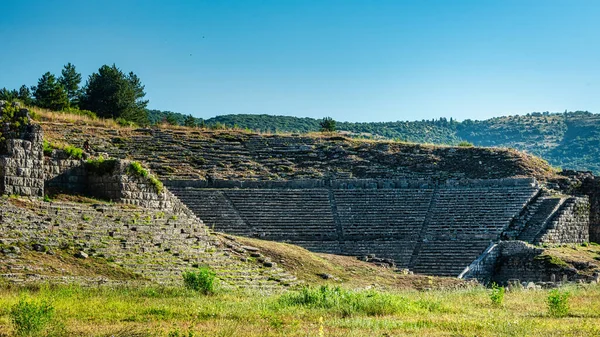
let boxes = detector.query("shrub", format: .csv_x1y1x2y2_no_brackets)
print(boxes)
279,286,405,317
319,117,336,132
547,289,569,317
127,162,163,194
10,298,55,337
63,145,83,159
43,195,52,203
457,141,474,147
182,266,217,294
116,117,137,127
62,107,98,119
42,140,53,156
489,283,505,307
85,156,118,175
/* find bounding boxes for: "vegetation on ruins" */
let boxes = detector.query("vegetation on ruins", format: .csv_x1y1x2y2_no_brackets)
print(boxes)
42,140,84,159
85,156,118,175
127,161,164,194
182,266,217,294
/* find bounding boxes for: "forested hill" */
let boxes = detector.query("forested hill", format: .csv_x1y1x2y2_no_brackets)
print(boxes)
147,110,600,173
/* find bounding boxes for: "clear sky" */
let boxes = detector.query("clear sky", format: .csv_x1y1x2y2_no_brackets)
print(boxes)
1,0,599,122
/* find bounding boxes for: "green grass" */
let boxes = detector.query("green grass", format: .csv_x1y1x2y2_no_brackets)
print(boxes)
0,284,599,336
127,162,164,194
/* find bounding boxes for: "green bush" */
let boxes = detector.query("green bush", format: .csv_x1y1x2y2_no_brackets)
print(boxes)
42,140,53,156
457,141,474,147
489,283,505,307
116,117,137,127
10,298,55,337
547,289,569,317
127,162,163,194
63,145,83,159
182,266,217,294
85,156,118,175
62,107,98,119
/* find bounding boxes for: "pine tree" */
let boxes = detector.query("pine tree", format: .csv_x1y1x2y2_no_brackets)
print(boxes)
18,85,33,106
80,64,149,125
0,88,18,101
184,114,197,127
59,62,82,106
165,114,179,126
319,117,336,132
32,72,69,110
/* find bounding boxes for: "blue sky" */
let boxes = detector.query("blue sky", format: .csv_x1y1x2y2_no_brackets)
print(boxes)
1,0,599,122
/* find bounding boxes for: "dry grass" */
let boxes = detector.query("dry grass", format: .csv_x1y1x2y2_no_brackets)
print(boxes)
234,236,465,291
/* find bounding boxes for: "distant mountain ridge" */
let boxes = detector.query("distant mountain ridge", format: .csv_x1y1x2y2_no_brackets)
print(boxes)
146,110,600,173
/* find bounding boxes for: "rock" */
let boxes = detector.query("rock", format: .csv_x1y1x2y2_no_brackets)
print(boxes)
263,261,275,268
10,246,21,255
46,250,55,256
318,273,333,279
250,252,261,258
526,282,536,290
242,245,259,252
32,243,46,252
75,251,88,259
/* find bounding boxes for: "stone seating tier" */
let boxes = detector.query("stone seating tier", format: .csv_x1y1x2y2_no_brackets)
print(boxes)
169,183,540,276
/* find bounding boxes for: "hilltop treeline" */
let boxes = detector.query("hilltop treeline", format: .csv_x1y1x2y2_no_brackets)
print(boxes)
2,63,598,173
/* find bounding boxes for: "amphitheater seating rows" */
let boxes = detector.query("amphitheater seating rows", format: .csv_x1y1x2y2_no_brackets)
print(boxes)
169,183,540,276
334,189,434,239
225,189,338,241
411,240,492,276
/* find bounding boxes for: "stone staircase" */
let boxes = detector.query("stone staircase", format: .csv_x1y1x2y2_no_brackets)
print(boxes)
517,197,565,243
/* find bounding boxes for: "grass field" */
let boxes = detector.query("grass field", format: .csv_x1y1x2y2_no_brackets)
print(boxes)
0,282,599,337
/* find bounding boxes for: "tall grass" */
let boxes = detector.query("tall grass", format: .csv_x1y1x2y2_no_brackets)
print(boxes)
10,298,56,337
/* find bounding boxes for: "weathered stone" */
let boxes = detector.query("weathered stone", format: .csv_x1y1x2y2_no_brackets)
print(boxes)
75,251,88,259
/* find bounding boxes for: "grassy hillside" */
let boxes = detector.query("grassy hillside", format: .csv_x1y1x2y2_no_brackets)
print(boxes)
147,110,599,173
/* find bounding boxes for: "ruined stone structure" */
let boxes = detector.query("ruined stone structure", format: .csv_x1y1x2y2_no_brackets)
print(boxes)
0,111,595,284
166,178,590,277
0,102,44,197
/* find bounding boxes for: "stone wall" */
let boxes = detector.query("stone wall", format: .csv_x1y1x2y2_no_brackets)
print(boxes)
491,241,575,284
44,154,86,195
0,102,44,197
537,197,590,244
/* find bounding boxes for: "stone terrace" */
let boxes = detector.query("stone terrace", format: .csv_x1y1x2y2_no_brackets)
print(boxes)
168,179,541,276
41,123,558,182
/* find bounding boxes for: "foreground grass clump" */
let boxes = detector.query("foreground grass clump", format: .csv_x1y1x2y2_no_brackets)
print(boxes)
0,284,599,336
182,266,217,294
489,283,505,307
10,298,56,337
547,289,570,317
279,286,426,317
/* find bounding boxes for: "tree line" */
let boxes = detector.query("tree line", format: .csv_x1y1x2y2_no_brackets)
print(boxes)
0,63,149,124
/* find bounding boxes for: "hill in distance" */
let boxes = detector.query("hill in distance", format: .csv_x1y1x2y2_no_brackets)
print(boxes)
147,110,600,174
